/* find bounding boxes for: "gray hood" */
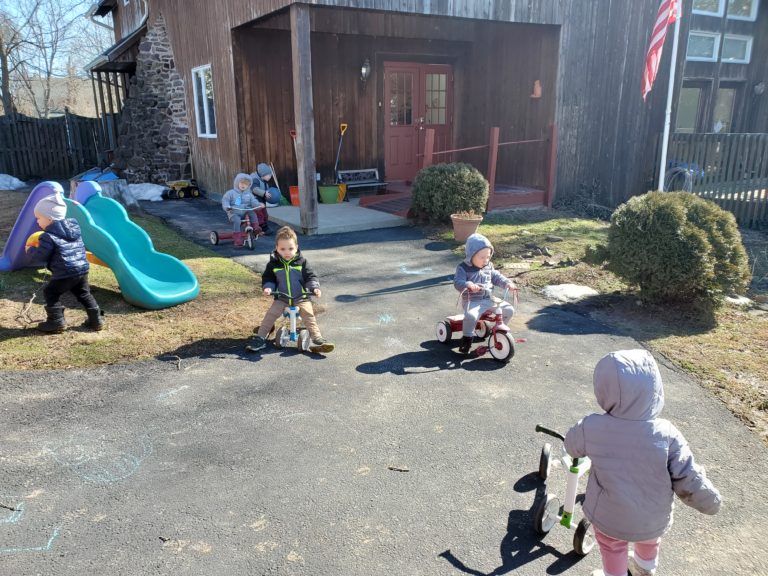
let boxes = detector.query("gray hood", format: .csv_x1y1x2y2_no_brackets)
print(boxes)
593,349,665,421
233,173,253,190
463,233,493,266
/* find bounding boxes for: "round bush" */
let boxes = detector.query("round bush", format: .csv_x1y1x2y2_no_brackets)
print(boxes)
606,192,750,304
411,162,489,222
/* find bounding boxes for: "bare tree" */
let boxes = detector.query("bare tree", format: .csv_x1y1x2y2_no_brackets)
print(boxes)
1,0,106,118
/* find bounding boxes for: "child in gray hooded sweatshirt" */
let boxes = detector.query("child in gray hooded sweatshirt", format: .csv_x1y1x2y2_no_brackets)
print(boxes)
565,349,721,576
453,233,516,354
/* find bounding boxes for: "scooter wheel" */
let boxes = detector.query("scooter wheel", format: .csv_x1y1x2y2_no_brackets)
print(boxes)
436,320,452,343
533,494,560,535
539,442,552,480
573,518,595,556
298,330,310,352
274,327,287,349
209,231,219,245
488,332,515,363
244,230,255,250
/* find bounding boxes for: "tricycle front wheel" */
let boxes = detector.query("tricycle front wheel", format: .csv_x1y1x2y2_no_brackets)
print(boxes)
488,332,515,363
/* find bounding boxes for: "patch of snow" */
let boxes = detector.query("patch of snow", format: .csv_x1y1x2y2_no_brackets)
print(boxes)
129,183,165,202
0,174,26,190
541,283,599,302
725,295,752,307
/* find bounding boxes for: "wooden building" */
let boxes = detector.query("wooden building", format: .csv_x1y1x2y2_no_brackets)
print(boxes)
88,0,768,232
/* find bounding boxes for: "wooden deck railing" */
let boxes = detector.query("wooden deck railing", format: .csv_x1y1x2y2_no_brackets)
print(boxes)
422,125,557,209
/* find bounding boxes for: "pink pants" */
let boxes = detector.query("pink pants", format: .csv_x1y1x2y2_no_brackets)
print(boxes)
594,526,661,576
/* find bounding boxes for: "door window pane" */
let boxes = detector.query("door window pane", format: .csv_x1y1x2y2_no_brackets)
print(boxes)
425,72,447,125
722,35,752,63
727,0,758,20
713,88,736,133
687,32,720,61
676,87,701,133
389,72,413,126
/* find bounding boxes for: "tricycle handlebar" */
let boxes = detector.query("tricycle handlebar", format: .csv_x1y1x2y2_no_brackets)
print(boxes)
535,424,565,441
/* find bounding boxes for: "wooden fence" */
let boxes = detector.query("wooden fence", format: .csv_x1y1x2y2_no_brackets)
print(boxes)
667,132,768,228
0,112,103,180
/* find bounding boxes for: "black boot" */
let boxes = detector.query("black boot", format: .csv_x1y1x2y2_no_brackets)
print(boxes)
83,307,105,331
37,306,66,334
458,335,473,355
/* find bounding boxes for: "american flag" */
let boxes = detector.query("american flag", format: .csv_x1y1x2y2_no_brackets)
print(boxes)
642,0,679,101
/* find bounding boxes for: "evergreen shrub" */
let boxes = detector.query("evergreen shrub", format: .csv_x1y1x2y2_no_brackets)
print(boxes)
411,163,489,222
605,191,750,304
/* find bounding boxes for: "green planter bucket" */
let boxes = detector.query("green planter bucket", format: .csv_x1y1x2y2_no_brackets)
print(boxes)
318,185,340,204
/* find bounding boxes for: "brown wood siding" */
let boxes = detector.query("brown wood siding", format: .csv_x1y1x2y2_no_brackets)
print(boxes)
114,0,148,39
150,0,727,207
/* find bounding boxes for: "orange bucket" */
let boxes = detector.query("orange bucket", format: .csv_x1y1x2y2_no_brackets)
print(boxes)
289,185,300,206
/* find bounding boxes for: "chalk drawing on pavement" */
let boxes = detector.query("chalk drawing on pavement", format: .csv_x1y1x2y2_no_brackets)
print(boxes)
378,313,395,326
399,264,432,276
48,434,153,485
0,527,60,554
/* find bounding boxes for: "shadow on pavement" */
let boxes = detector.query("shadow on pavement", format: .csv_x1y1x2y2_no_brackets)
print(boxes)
336,274,454,303
356,340,516,375
438,472,585,575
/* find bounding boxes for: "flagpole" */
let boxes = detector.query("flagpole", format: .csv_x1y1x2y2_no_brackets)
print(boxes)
657,5,681,191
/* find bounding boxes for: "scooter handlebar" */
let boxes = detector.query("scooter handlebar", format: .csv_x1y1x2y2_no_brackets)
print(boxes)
535,424,565,441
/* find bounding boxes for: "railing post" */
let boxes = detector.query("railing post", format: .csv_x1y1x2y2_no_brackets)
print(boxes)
545,124,557,208
487,127,499,211
423,128,435,168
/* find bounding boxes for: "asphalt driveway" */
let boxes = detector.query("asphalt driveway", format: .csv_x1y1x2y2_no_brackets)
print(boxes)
0,200,766,575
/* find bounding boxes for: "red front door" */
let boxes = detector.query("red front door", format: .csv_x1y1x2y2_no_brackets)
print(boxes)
384,62,453,182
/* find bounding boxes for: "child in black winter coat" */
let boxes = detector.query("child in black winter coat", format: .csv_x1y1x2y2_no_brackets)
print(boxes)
25,193,104,333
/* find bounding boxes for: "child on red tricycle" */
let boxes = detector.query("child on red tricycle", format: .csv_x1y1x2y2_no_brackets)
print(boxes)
210,173,268,249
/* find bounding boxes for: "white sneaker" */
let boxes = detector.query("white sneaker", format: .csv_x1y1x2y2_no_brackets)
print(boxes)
628,552,656,576
266,202,279,208
591,571,606,576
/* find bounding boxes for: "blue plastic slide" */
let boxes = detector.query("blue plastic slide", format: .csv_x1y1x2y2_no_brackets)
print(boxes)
65,181,199,309
0,181,62,272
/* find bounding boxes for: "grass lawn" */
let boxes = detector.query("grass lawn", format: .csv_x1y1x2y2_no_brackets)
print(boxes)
0,189,269,369
439,208,768,446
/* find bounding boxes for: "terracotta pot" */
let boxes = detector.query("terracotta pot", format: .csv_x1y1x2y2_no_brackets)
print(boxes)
450,213,483,242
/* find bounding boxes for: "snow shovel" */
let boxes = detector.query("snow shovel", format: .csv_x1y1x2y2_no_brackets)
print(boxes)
333,123,348,183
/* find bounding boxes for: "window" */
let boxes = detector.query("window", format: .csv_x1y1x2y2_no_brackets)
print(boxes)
424,73,447,125
686,32,720,61
123,0,130,5
722,34,753,63
388,72,413,126
192,65,217,138
693,0,725,16
676,87,703,133
727,0,759,21
713,88,736,132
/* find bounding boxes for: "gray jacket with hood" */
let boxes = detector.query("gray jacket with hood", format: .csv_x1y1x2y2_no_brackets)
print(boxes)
222,173,261,212
453,233,510,302
564,349,721,542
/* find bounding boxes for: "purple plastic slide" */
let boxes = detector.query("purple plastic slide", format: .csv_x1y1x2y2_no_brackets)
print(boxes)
0,181,63,271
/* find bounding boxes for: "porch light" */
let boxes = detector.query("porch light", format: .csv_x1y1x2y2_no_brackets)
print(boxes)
360,58,371,85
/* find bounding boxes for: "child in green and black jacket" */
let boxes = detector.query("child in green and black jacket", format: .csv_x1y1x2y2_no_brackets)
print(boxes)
247,226,334,354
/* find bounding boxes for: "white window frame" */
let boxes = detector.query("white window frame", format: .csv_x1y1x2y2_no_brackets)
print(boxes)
722,34,753,63
686,31,721,62
727,0,759,21
692,0,725,17
191,64,217,138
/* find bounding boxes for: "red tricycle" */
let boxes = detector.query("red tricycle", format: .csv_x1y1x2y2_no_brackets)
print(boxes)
209,212,263,250
435,289,517,363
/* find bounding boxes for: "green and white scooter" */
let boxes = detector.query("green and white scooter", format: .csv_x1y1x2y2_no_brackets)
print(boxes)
533,424,595,556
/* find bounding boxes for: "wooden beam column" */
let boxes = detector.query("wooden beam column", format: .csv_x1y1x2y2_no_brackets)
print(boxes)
290,3,318,235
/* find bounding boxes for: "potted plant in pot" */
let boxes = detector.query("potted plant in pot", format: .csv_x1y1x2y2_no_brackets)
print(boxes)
410,162,489,241
450,210,484,242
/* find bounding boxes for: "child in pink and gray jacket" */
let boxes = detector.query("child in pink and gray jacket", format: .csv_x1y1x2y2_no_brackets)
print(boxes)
565,349,721,576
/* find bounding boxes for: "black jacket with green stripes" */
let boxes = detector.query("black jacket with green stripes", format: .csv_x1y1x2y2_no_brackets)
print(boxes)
261,249,320,304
